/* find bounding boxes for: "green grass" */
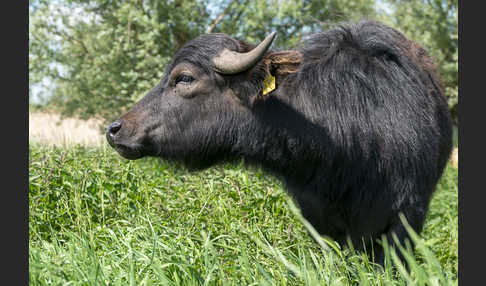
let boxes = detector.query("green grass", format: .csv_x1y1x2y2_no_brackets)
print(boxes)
29,143,458,285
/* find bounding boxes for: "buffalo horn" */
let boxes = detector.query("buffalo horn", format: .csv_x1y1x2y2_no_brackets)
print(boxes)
212,32,277,74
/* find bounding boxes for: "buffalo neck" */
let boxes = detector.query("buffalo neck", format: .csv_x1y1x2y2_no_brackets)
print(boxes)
233,93,332,185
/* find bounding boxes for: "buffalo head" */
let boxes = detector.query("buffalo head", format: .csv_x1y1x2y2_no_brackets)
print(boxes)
106,32,302,168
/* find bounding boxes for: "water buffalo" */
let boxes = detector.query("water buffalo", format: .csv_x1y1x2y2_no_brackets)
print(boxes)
106,20,453,266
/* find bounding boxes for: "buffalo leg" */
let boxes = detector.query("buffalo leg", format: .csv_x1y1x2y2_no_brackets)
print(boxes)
373,212,426,268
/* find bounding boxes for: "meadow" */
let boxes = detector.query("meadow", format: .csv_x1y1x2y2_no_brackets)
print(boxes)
29,113,458,285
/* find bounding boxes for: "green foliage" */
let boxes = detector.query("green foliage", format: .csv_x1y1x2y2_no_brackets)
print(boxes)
379,0,458,125
30,0,211,120
211,0,375,47
29,143,458,284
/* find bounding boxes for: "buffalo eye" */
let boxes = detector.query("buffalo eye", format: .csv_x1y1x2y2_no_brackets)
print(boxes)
175,74,194,85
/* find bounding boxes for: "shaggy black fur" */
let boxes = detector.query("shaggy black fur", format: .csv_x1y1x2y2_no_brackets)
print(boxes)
107,20,453,266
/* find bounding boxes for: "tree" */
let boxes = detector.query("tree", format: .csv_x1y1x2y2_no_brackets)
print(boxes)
208,0,375,47
30,0,211,120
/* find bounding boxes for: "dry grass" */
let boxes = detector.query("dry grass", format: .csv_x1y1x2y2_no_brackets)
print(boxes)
29,111,106,147
451,147,458,168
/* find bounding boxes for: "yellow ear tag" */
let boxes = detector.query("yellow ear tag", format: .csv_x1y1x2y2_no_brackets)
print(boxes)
262,73,276,96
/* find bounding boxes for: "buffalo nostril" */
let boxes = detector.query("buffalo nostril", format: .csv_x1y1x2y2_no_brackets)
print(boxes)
107,121,122,138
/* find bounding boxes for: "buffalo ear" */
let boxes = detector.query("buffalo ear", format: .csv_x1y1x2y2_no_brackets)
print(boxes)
227,50,303,108
264,50,303,83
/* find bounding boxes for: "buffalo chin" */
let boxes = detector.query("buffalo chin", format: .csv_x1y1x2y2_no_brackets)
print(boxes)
114,144,145,160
